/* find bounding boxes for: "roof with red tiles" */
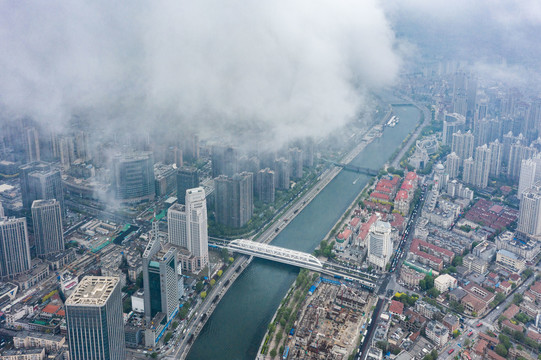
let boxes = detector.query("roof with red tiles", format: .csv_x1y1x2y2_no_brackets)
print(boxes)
389,300,404,315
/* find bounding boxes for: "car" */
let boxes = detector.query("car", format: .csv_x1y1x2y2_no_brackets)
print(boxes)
476,322,482,327
468,331,473,337
448,349,455,354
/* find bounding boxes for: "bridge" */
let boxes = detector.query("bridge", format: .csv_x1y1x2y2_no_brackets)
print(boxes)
320,158,378,176
210,239,377,290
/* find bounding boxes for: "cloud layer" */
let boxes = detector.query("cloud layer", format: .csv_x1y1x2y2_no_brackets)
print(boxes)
0,1,401,149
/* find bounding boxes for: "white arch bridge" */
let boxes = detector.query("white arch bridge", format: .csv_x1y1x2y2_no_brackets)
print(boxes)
219,239,376,291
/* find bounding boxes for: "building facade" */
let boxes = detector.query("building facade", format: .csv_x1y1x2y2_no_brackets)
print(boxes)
176,166,199,205
214,173,253,228
367,221,392,271
0,217,31,279
111,152,155,203
31,199,64,257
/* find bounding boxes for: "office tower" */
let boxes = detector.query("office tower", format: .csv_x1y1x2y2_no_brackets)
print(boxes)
255,168,275,203
274,158,290,190
442,113,465,145
0,202,4,218
288,148,303,179
23,127,40,163
367,221,392,271
211,145,238,178
31,199,64,257
508,144,537,179
142,240,179,322
185,188,208,270
168,188,209,271
168,204,188,249
518,182,541,236
214,172,253,228
445,152,461,179
19,162,64,213
472,145,491,188
111,151,155,203
176,166,199,205
65,276,126,360
462,157,474,185
302,139,315,168
451,130,474,161
488,140,503,176
0,217,31,279
183,134,199,163
519,159,537,199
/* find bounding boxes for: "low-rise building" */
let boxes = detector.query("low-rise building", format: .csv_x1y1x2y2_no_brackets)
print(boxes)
463,254,488,274
12,332,65,352
434,274,457,293
425,320,449,348
400,266,425,287
0,349,45,360
496,249,526,273
442,314,459,332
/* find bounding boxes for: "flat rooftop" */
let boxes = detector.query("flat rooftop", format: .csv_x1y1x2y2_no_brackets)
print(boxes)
66,276,119,306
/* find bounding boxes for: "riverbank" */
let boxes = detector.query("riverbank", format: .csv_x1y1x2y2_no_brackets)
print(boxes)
255,102,425,360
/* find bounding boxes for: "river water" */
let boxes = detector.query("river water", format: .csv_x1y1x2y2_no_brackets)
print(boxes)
187,104,421,360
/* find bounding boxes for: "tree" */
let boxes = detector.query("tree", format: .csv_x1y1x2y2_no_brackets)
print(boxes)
269,349,277,358
172,321,179,329
164,332,173,344
522,268,534,280
513,293,523,305
427,288,440,298
221,247,229,261
229,257,234,263
200,291,207,299
217,270,223,277
210,279,216,287
495,344,508,357
195,281,204,292
151,353,158,359
136,272,144,288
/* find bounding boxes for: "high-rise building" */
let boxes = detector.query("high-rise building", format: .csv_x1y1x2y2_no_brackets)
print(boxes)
167,188,209,271
111,152,155,203
65,276,126,360
508,144,537,179
211,145,238,178
19,162,64,213
367,221,392,271
214,172,253,228
288,148,303,179
302,139,315,168
176,167,199,205
462,157,474,185
445,152,461,179
0,217,31,279
185,188,208,270
474,118,500,147
488,140,503,176
451,130,474,161
142,240,179,322
0,202,4,218
442,113,465,145
274,158,290,190
471,145,491,188
23,127,40,163
518,158,537,199
31,199,64,257
518,182,541,236
255,168,275,203
502,132,523,163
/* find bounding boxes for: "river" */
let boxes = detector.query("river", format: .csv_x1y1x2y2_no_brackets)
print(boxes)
187,104,422,360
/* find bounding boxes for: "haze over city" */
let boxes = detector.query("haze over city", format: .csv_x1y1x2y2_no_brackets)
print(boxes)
1,2,541,360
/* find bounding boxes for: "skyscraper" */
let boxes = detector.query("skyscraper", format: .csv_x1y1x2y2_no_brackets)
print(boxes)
445,152,461,179
142,240,179,322
214,172,253,228
288,148,303,179
442,113,465,145
111,151,155,203
65,276,126,360
367,221,392,271
167,187,209,271
508,144,537,179
488,140,503,176
23,127,40,163
462,157,474,185
19,162,64,213
211,145,238,178
176,166,199,205
255,168,275,203
451,130,474,161
518,182,541,236
31,199,64,257
274,158,290,190
472,144,491,188
518,158,537,199
0,217,31,279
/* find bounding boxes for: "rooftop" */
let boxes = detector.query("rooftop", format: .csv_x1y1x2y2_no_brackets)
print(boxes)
66,276,119,306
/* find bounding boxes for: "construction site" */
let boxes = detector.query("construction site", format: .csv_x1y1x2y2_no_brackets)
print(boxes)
283,279,377,360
